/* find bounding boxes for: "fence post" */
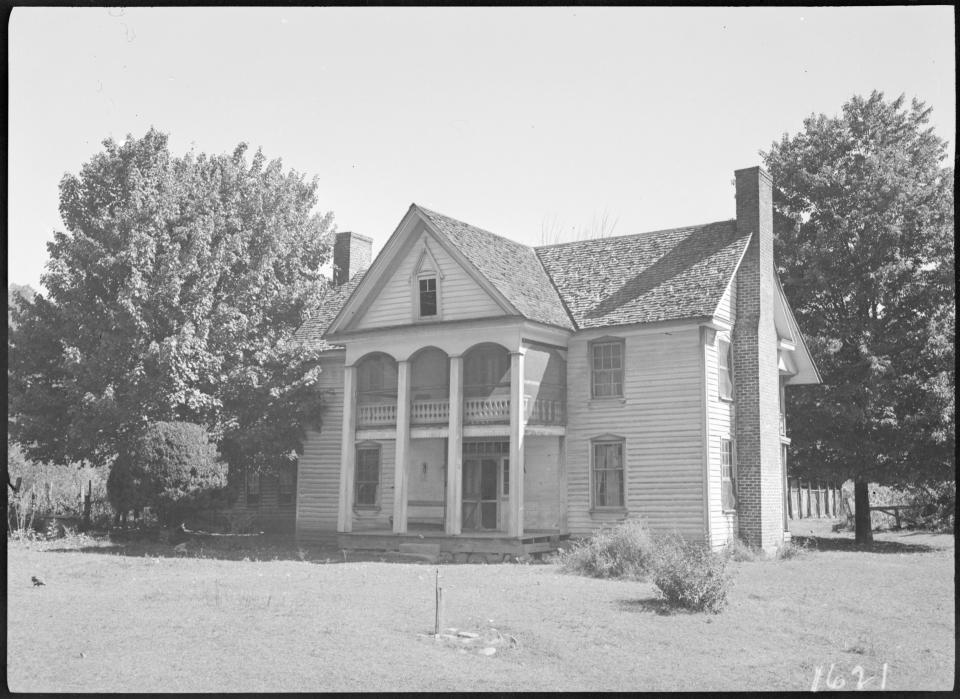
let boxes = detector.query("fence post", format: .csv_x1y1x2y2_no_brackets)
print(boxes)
83,479,92,529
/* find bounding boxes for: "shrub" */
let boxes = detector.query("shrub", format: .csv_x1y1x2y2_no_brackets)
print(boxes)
723,537,761,562
903,481,955,531
651,533,733,613
107,454,154,520
108,422,228,528
557,518,654,580
775,539,811,560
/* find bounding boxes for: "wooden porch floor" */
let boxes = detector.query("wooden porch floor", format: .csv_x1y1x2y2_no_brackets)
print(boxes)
336,526,568,555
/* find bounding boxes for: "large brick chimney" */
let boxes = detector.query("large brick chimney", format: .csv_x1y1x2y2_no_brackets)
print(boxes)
732,166,784,552
332,231,373,286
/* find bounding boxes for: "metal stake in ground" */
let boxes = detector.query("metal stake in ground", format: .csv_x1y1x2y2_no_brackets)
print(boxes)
434,568,444,636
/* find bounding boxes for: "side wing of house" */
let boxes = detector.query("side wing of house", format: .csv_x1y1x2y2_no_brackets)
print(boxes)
565,323,707,540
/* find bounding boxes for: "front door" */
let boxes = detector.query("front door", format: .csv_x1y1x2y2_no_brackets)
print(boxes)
462,458,499,530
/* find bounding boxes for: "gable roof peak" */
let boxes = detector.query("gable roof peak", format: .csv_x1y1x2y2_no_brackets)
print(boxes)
413,204,574,330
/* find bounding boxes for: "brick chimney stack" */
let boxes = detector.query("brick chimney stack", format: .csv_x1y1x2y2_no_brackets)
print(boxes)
333,231,373,286
732,166,785,553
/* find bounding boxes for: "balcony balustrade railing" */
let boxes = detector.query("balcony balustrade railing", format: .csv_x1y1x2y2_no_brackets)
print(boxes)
526,397,564,425
411,399,449,425
356,395,566,428
357,402,397,427
464,397,511,423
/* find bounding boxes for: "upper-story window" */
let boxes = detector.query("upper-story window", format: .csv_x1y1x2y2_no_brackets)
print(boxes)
591,339,624,398
418,276,438,317
718,338,734,401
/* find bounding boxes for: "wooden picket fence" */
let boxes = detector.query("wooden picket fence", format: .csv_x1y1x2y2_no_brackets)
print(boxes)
786,478,846,520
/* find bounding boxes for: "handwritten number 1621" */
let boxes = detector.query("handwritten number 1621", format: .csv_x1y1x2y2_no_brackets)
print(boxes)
811,663,888,691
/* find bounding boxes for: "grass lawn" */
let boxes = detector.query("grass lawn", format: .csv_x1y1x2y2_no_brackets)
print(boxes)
7,520,954,692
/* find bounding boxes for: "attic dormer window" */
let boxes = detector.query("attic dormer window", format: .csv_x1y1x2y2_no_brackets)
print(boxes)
419,277,437,317
411,240,443,321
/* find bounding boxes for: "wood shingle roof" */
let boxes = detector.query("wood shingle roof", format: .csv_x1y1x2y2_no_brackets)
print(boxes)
534,220,750,330
292,272,365,351
293,211,752,350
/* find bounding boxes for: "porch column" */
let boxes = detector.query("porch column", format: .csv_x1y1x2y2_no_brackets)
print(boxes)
445,355,463,535
337,364,357,532
393,359,411,533
508,349,526,537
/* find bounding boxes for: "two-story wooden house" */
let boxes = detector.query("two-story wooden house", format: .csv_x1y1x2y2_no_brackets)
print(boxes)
241,166,819,556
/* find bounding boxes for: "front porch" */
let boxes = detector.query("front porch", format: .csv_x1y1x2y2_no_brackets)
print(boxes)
338,527,568,557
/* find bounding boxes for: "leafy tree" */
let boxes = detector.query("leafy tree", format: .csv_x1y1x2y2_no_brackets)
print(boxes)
8,284,36,329
9,128,335,485
107,421,226,527
763,92,955,543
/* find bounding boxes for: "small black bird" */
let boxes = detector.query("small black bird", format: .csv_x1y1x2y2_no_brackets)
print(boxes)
31,576,45,586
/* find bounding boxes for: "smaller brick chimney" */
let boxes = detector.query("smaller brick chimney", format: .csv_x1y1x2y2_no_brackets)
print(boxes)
333,231,373,286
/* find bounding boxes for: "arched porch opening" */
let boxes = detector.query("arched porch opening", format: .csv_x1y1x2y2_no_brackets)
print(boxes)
462,342,511,425
355,352,398,428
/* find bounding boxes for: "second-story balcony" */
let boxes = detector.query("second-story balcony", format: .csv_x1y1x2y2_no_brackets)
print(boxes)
356,394,565,429
353,343,566,431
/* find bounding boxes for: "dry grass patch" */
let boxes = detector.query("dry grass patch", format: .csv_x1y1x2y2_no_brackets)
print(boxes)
6,523,954,692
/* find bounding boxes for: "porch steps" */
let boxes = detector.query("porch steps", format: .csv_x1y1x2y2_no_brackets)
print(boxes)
398,542,442,562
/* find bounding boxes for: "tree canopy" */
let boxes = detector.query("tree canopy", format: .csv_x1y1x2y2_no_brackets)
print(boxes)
763,92,954,492
9,128,336,477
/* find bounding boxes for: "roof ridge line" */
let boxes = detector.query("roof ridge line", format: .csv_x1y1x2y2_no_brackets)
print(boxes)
532,218,738,251
416,204,537,254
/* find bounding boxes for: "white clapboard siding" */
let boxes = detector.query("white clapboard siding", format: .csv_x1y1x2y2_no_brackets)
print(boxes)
706,331,738,549
714,277,737,326
523,436,562,530
705,278,738,547
296,358,345,540
565,326,706,539
353,227,503,330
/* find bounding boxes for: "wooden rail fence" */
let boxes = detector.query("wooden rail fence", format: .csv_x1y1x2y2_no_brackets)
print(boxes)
786,478,845,520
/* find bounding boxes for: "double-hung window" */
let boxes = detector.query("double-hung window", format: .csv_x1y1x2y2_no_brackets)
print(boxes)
592,438,625,508
591,340,624,398
418,277,438,318
355,445,381,508
718,338,734,401
278,466,296,505
245,470,261,507
721,438,737,511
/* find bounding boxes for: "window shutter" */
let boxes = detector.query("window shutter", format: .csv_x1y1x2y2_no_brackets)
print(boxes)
721,477,735,511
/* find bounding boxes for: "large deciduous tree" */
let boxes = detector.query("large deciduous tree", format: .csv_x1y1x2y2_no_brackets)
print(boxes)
9,128,335,485
763,92,955,543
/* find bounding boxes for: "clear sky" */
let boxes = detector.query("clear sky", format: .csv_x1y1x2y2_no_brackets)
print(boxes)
8,6,956,292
